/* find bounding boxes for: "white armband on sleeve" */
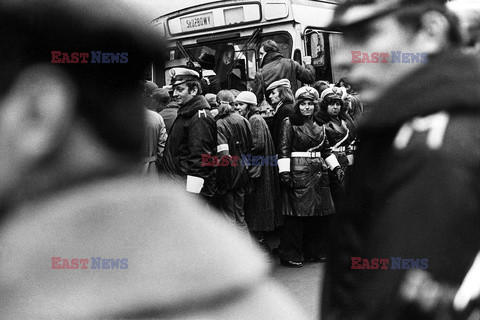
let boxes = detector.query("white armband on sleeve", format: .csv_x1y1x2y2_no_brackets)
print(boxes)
217,144,229,153
186,175,204,194
278,158,291,173
325,154,340,170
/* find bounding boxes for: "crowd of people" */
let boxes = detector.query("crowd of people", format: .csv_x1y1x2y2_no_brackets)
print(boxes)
1,0,480,319
143,40,365,269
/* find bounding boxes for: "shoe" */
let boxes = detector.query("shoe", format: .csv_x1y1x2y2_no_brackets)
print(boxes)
280,260,303,268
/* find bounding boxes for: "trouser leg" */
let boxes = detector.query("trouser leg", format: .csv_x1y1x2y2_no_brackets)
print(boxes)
303,216,323,260
222,188,248,233
280,216,305,262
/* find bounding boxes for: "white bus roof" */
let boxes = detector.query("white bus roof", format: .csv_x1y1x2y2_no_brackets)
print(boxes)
152,0,338,40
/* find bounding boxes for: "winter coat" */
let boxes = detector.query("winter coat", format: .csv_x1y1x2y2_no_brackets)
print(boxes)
321,113,357,170
159,105,178,134
278,114,336,217
252,52,315,104
163,95,216,197
244,110,283,231
0,175,310,319
322,50,480,320
272,101,295,153
142,110,167,174
215,112,253,192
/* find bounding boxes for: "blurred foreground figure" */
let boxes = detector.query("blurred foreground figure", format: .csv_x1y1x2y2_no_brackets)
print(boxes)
0,1,308,319
322,0,480,319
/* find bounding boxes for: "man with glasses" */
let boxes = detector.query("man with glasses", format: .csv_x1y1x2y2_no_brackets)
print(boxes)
322,0,480,318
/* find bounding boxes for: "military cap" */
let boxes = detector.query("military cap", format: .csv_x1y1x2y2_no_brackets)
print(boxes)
169,67,200,86
295,86,319,101
330,0,447,29
266,79,291,91
320,87,343,101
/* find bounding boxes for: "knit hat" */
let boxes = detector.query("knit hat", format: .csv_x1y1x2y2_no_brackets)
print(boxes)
235,91,257,106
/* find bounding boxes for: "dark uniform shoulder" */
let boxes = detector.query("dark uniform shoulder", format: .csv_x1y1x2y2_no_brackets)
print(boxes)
393,111,480,167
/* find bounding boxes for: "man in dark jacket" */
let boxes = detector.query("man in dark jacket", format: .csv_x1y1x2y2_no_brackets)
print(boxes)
322,1,480,319
163,68,217,199
215,91,253,232
252,39,315,103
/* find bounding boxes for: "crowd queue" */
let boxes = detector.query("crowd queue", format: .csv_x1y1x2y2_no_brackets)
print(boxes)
143,39,364,268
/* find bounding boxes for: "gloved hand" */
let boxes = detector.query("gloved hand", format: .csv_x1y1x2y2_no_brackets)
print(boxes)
280,172,293,188
333,167,345,181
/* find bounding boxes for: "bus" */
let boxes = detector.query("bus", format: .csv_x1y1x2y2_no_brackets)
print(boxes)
152,0,344,93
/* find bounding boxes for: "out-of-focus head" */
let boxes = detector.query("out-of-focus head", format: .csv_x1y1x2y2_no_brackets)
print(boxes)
331,0,462,104
143,81,158,111
0,0,166,201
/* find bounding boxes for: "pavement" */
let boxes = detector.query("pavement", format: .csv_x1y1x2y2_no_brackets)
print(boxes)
263,233,325,320
271,261,325,320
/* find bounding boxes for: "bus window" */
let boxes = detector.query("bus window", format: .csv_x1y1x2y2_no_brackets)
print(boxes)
164,32,292,90
305,30,333,82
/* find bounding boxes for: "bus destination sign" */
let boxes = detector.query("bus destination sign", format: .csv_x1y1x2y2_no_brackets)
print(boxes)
181,13,214,32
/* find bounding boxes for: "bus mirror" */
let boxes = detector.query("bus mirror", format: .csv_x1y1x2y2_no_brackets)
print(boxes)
308,31,325,67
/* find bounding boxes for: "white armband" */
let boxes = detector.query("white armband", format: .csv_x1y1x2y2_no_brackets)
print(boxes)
325,154,340,170
186,175,204,194
278,158,291,173
217,144,229,153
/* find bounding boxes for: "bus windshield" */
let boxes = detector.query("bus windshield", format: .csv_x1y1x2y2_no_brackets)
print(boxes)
165,33,292,91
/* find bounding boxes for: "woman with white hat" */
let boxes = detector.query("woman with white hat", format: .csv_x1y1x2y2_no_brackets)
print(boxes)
235,91,283,251
277,86,344,268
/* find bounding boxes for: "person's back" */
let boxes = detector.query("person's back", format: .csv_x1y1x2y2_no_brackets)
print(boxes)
159,102,179,134
0,175,309,319
0,1,310,319
216,112,253,191
142,109,166,174
252,40,315,103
